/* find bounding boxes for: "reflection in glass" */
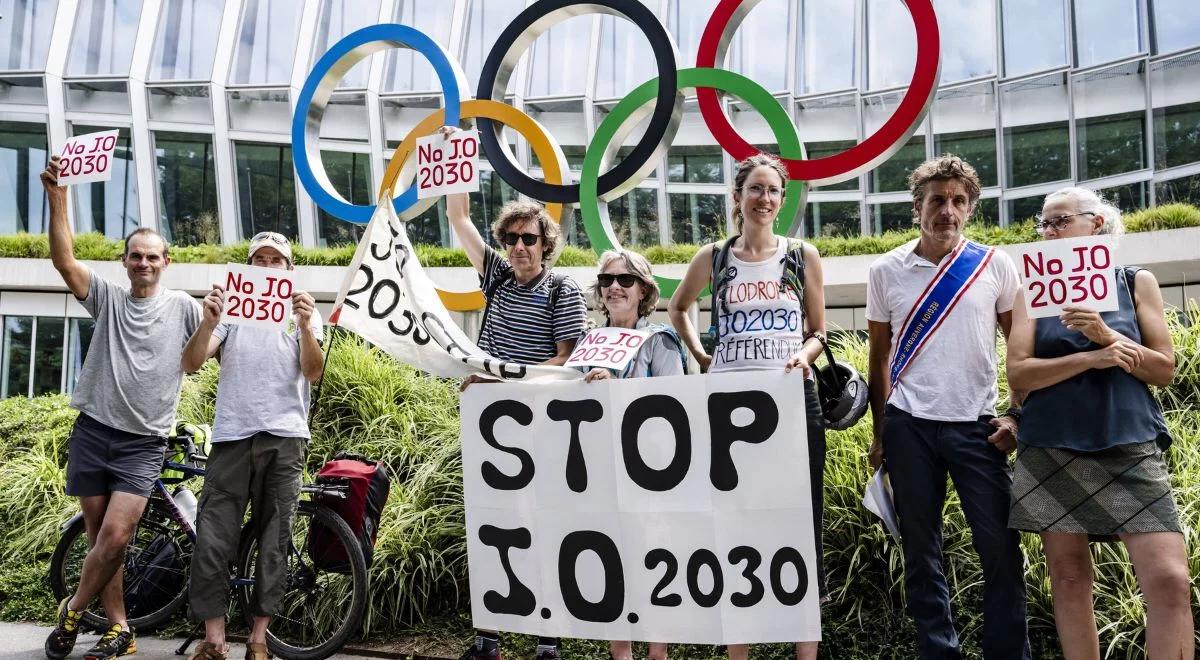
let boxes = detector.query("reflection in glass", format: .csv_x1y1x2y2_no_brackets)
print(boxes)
804,201,860,238
727,0,787,92
667,0,721,67
867,0,915,89
1097,181,1148,212
226,88,291,133
0,0,58,70
1152,0,1200,54
596,12,657,99
68,0,141,76
32,317,65,396
73,126,139,241
0,121,49,234
462,0,525,91
608,188,659,247
1151,54,1200,170
1073,0,1141,68
231,0,303,85
971,197,999,226
235,142,297,240
934,81,998,186
668,146,723,183
933,0,994,82
156,132,219,246
670,193,725,244
1001,73,1070,188
562,208,591,250
797,94,859,190
67,318,95,394
1156,173,1200,206
409,197,448,247
317,151,370,247
312,0,381,89
805,142,860,191
934,130,998,187
148,85,214,123
871,135,925,193
384,0,454,92
1,316,32,399
469,168,519,245
150,0,225,80
529,16,592,98
1007,195,1044,224
871,202,912,234
797,0,855,94
1074,63,1147,181
1001,0,1067,77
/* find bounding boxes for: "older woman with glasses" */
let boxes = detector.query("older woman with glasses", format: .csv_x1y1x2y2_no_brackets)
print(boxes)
1007,187,1194,659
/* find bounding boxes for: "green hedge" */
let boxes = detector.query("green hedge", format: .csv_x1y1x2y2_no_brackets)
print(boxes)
1,306,1198,657
3,203,1197,269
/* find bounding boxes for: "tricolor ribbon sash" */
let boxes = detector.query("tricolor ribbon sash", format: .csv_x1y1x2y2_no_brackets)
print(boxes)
889,239,995,390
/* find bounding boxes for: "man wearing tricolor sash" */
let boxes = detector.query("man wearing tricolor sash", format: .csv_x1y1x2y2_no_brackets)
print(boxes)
865,156,1030,659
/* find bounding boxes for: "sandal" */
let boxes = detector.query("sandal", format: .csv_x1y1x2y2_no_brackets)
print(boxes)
245,642,271,660
186,641,228,660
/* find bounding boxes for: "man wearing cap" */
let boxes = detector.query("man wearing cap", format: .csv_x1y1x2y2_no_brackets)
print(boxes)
180,232,324,660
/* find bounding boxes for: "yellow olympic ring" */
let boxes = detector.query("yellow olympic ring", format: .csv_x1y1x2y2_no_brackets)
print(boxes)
380,99,570,311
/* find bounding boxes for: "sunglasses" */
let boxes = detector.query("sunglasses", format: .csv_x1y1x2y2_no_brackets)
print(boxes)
502,232,541,246
597,273,640,288
251,231,288,245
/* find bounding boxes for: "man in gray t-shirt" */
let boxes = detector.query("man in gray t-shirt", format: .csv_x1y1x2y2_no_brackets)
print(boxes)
40,157,201,660
180,232,324,660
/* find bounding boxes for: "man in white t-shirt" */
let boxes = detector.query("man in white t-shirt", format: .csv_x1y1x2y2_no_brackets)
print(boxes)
865,156,1030,659
180,232,324,660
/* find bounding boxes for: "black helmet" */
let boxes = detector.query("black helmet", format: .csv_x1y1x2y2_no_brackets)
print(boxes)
813,341,869,431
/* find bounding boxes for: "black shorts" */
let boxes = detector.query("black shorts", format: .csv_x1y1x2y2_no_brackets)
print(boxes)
65,413,167,498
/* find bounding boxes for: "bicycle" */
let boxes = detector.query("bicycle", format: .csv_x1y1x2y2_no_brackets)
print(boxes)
48,424,370,660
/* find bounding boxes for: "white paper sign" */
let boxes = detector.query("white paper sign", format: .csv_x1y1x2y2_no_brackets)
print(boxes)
1014,235,1119,319
564,327,652,372
416,129,481,199
461,372,821,644
221,263,294,330
56,130,120,186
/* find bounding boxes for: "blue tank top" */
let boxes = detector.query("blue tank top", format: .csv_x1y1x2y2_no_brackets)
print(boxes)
1019,267,1170,452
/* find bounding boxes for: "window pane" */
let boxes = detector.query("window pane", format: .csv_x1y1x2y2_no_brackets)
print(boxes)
934,130,999,187
804,201,861,238
1152,0,1200,54
1007,195,1044,224
608,187,660,248
312,0,381,89
797,94,859,191
409,197,448,247
32,317,65,396
469,167,518,244
150,0,225,80
462,0,525,93
529,16,592,97
1,316,32,399
870,202,913,234
1074,62,1147,181
68,0,142,76
1002,0,1067,77
727,0,787,92
72,125,138,240
384,0,454,93
317,151,370,247
0,121,50,234
0,0,58,70
1155,172,1200,206
596,8,658,99
797,0,856,94
235,142,297,240
1001,73,1070,187
972,196,1000,226
66,318,95,394
1151,54,1200,170
871,135,926,193
156,131,219,246
668,146,723,184
867,0,916,89
668,0,721,69
1097,180,1148,212
561,208,591,250
669,193,725,244
1074,0,1141,68
231,0,303,85
933,81,998,187
934,0,995,82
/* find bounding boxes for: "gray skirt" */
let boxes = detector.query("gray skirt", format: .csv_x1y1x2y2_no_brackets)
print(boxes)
1008,440,1181,539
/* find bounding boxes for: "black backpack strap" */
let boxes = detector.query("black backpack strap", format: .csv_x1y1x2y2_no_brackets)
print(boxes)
547,271,567,310
782,238,807,310
709,237,738,341
478,269,513,341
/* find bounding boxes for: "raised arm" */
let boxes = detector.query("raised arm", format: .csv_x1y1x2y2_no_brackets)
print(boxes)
41,156,90,299
667,243,715,372
866,320,893,469
181,285,225,373
439,126,488,274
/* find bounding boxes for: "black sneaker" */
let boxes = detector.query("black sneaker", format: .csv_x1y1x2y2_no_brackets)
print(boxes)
534,647,560,660
44,597,83,660
459,640,502,660
82,624,136,659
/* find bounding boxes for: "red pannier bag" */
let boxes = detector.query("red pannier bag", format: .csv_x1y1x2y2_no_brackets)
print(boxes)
307,452,390,572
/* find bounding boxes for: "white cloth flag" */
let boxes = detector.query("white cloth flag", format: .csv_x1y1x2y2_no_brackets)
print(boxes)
330,200,580,381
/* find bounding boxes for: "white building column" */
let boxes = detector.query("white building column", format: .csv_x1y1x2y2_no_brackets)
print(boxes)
129,1,163,231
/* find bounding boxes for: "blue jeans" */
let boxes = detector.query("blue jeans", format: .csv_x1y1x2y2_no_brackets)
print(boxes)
882,405,1031,660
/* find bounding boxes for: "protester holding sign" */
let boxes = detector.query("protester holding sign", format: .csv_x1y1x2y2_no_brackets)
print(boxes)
180,232,324,660
39,157,202,660
865,155,1030,659
1006,187,1193,659
668,153,827,660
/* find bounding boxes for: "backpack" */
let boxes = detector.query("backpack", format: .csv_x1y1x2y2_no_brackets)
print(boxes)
636,323,690,377
307,452,391,572
707,235,808,345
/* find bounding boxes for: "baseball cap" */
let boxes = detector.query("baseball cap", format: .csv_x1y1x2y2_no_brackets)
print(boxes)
248,231,293,265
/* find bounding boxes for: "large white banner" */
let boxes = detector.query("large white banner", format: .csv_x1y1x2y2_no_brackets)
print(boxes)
331,201,578,381
462,371,820,644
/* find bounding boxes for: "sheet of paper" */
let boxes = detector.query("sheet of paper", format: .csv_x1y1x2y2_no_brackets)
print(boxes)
416,129,481,199
56,130,120,186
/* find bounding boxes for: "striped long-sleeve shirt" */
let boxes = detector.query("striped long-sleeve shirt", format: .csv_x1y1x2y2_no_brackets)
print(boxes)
477,247,587,364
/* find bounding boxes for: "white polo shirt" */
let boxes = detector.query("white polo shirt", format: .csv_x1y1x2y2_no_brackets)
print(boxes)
865,239,1020,422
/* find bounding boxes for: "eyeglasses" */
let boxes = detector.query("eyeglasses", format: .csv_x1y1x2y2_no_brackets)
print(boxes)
743,184,784,199
596,273,640,288
1035,211,1095,234
502,232,541,246
251,231,288,245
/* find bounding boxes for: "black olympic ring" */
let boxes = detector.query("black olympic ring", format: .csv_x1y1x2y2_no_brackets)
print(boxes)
475,0,682,204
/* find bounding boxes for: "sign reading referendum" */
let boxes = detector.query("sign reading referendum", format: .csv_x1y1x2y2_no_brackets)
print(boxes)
564,327,651,372
222,263,294,331
56,130,120,186
1015,235,1118,319
416,129,481,199
461,372,821,644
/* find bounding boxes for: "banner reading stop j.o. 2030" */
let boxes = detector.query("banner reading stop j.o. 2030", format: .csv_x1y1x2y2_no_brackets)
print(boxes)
461,371,819,644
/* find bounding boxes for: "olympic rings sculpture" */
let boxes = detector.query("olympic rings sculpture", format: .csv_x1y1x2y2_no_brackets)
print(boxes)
292,0,941,310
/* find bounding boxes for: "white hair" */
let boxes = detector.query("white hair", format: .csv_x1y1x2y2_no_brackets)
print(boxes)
1043,186,1125,235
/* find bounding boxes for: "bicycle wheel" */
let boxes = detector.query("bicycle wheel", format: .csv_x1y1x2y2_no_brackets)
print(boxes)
48,499,192,632
235,501,368,660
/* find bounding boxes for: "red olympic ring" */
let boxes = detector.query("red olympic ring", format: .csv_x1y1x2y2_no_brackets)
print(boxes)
695,0,941,187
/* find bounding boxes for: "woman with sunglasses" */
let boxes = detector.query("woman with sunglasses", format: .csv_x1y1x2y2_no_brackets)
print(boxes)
1006,187,1193,659
667,154,827,660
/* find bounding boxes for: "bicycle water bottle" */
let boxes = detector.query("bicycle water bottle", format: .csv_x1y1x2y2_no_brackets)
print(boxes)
173,486,199,529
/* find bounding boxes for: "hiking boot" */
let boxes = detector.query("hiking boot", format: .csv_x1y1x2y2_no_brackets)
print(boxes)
184,641,228,660
82,624,136,659
44,597,83,660
459,640,502,660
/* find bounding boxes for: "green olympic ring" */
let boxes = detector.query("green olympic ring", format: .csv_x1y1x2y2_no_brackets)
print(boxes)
580,67,807,299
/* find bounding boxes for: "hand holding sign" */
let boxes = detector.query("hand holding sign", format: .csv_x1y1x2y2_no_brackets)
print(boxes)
417,128,480,199
1015,235,1119,319
56,130,120,186
221,263,294,330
